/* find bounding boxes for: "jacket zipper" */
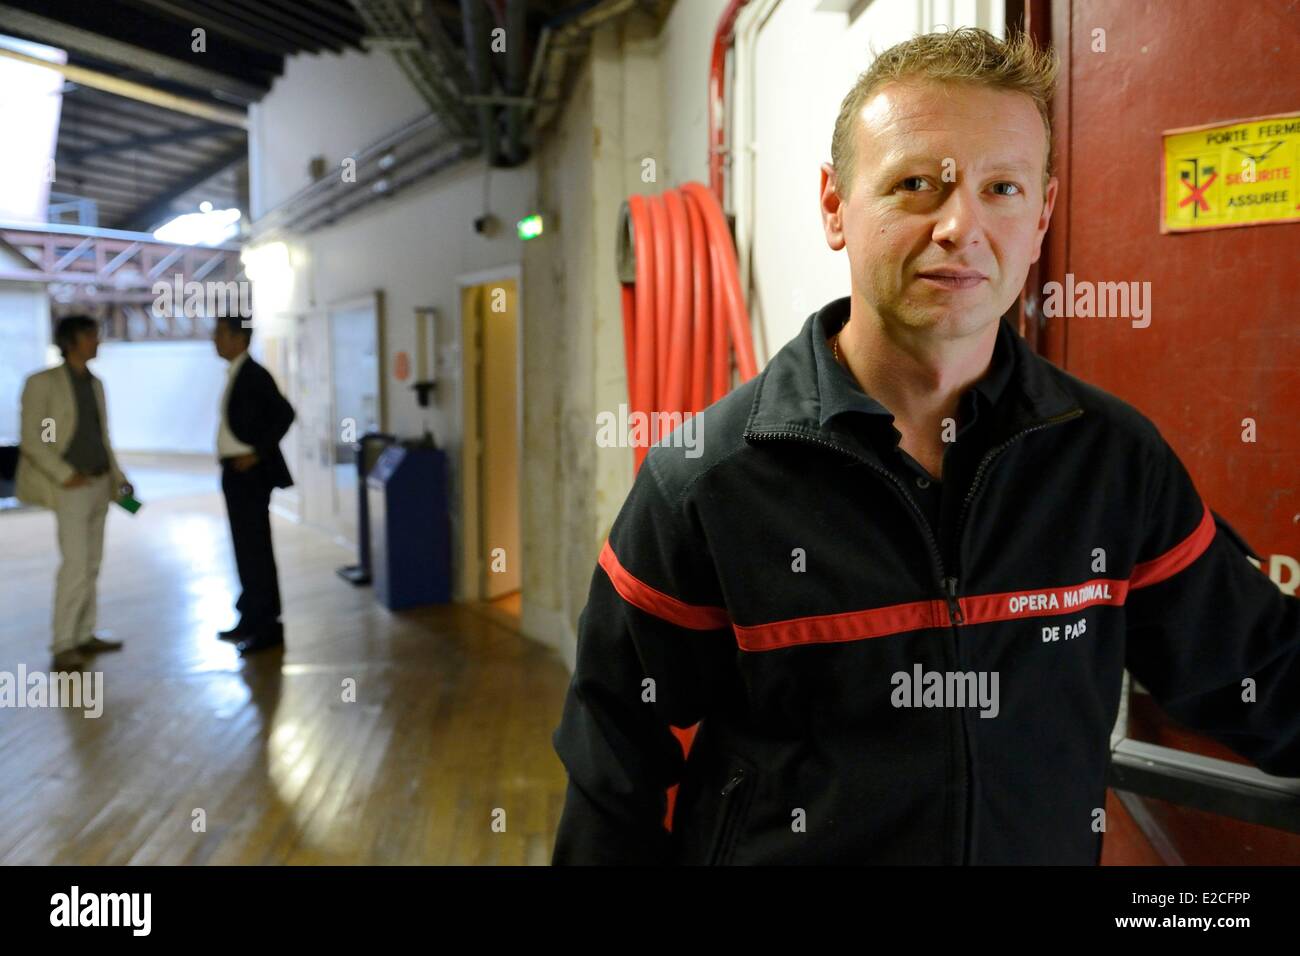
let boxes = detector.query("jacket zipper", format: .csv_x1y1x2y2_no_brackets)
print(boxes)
747,430,950,595
942,407,1083,864
711,769,749,864
953,408,1085,543
721,770,747,796
747,407,1083,864
747,427,965,863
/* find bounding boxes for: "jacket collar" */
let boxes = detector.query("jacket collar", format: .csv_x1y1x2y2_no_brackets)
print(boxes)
62,360,97,382
744,296,1082,460
227,349,252,379
812,297,1014,431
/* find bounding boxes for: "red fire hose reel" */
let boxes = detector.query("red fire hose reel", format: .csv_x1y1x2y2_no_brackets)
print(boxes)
616,183,759,472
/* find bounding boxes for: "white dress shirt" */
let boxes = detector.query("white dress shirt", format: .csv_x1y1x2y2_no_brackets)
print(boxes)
217,350,255,458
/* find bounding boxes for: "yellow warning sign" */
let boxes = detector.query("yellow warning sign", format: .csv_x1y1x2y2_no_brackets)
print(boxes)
1161,112,1300,233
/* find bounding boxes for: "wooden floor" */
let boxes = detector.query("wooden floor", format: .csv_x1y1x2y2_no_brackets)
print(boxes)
0,460,570,864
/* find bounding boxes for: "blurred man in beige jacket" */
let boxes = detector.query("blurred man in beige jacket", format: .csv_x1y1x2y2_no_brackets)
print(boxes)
18,316,132,670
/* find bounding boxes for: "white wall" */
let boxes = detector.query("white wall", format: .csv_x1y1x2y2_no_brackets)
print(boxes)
0,280,49,444
659,0,733,188
248,49,428,218
92,342,226,454
0,36,65,223
269,157,536,443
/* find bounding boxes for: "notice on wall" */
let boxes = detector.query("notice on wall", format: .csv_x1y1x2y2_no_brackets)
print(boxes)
1161,111,1300,233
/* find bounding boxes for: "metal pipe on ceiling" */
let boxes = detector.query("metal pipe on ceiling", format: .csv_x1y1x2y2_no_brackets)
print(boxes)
350,0,475,137
249,113,479,237
503,0,528,166
529,0,641,135
460,0,498,166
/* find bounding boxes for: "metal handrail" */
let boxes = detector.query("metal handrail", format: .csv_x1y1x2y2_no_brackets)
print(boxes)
1109,737,1300,835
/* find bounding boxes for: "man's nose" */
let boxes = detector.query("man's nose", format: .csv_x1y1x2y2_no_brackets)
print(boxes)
930,184,984,249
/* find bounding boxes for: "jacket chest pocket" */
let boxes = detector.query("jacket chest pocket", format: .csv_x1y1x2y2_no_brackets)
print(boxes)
707,761,758,865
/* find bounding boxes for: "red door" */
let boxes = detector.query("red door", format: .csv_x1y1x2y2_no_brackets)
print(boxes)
1028,0,1300,863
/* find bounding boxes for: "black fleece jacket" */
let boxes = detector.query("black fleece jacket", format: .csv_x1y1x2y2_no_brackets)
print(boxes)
552,297,1300,865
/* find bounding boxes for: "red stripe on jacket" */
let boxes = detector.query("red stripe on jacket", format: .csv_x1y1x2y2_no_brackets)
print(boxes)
1129,502,1216,589
598,540,730,630
599,501,1217,652
733,600,948,652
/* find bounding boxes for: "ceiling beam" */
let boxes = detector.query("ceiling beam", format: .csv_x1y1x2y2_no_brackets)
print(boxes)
55,119,240,162
117,0,308,57
68,123,234,159
0,4,267,103
53,158,241,198
66,85,223,123
0,45,247,127
221,0,357,52
56,146,230,180
296,0,367,26
118,144,248,231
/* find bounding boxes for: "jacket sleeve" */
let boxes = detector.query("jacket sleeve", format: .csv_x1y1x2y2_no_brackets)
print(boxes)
251,365,296,457
551,449,735,864
96,379,128,490
19,373,76,487
1124,432,1300,777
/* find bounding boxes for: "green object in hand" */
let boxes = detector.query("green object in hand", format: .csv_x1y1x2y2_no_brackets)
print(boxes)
115,492,142,514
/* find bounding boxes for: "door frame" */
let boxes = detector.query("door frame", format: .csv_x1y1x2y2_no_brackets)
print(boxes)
325,289,386,546
327,289,388,435
294,291,386,544
292,309,336,534
455,264,523,603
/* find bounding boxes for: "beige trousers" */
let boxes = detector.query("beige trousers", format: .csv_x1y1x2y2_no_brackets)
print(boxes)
51,474,111,654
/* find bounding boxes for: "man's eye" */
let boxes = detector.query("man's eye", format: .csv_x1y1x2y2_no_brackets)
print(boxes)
990,182,1022,196
897,176,933,192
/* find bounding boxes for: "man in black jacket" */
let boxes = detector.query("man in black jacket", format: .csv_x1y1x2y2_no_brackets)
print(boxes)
213,314,296,655
551,29,1300,864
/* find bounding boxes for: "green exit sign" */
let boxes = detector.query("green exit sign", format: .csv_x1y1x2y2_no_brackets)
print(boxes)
517,214,544,240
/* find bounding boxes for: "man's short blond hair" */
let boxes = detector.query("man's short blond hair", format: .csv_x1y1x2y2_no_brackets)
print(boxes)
831,27,1058,198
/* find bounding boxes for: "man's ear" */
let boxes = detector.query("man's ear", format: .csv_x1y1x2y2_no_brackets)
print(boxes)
820,162,846,252
1029,175,1059,265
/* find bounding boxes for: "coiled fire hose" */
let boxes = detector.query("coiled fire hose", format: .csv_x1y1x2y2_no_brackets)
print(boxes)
617,182,759,473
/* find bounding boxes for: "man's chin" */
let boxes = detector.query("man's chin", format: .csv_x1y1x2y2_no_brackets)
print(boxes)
891,305,1001,337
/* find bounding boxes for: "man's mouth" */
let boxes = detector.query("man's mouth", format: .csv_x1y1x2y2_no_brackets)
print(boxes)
915,269,987,290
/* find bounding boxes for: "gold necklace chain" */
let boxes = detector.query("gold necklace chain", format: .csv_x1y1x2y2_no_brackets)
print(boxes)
833,331,842,365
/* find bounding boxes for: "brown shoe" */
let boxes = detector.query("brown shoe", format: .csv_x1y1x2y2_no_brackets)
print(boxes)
78,634,123,653
51,650,89,670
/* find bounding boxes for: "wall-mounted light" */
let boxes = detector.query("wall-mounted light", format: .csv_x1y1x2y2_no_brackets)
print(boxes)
240,241,294,314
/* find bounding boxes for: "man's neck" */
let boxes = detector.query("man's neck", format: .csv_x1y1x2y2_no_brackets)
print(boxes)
66,356,89,376
227,347,249,364
837,293,998,434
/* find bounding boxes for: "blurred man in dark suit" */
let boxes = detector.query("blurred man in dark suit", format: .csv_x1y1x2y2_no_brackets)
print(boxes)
213,314,295,656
